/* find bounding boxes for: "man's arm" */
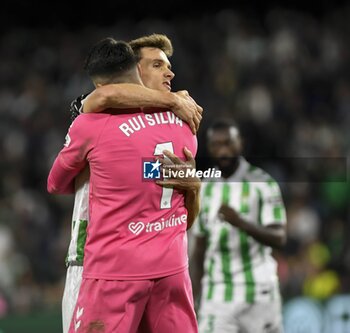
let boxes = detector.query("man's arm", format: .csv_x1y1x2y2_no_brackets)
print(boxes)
47,116,91,194
156,147,201,230
189,235,206,309
47,158,79,194
185,185,201,230
82,84,203,134
218,205,287,248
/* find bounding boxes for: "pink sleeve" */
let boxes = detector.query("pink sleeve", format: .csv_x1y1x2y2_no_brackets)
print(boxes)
47,116,94,194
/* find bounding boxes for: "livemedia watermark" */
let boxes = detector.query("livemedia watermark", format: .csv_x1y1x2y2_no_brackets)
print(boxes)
142,159,221,181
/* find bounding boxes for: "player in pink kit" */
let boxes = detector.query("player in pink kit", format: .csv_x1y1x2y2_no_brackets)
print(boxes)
48,39,198,332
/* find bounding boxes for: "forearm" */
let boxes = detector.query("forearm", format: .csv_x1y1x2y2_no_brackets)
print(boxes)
83,84,177,113
189,262,203,307
47,158,79,194
232,218,286,248
185,183,201,230
189,236,206,308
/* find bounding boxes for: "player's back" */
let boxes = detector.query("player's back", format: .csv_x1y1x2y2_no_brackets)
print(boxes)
83,109,197,280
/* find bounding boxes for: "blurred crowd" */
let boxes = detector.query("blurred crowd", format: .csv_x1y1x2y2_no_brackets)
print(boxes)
0,6,349,316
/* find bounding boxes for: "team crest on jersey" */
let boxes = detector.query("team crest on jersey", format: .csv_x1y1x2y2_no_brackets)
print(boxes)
266,196,282,204
64,133,71,147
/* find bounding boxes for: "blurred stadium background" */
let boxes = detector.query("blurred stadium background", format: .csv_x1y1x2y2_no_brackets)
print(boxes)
0,1,349,332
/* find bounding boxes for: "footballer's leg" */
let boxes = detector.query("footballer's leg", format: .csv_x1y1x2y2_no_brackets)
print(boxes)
69,278,153,333
197,301,240,333
238,299,284,333
139,270,198,333
62,265,83,333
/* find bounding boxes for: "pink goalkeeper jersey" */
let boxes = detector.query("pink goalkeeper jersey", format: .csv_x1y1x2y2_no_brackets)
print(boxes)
48,109,197,280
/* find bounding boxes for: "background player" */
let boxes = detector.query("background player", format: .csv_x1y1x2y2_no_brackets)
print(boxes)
190,119,287,333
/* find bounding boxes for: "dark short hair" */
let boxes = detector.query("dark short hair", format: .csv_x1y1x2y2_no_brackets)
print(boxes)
207,118,241,141
84,37,139,80
207,118,239,133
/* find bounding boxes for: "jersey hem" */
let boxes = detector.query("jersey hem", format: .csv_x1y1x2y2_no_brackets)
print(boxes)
82,264,188,280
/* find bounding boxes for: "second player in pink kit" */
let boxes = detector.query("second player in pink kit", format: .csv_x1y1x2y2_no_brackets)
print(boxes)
48,39,199,332
49,111,197,279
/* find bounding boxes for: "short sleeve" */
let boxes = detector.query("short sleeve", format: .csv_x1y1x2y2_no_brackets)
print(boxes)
191,182,214,237
258,180,287,226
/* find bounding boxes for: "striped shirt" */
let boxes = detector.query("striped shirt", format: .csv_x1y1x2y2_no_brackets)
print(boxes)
65,167,89,266
192,157,286,303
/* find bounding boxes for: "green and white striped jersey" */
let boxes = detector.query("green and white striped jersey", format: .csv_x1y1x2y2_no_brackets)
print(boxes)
192,157,286,303
65,167,89,266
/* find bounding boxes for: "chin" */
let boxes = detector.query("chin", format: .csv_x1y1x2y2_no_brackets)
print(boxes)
217,159,235,171
162,84,171,91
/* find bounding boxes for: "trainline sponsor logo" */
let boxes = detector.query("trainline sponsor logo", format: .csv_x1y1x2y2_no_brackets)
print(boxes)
128,214,187,235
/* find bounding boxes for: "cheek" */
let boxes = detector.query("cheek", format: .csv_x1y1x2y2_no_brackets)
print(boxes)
140,68,152,80
144,78,159,90
147,75,163,88
140,74,153,86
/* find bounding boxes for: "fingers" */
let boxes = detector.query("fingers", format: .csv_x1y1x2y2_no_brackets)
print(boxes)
218,206,227,220
196,109,203,120
183,146,193,159
218,212,225,220
188,109,201,134
191,107,203,133
183,147,195,168
189,119,197,135
162,148,195,168
197,105,203,115
193,114,200,132
156,157,172,166
175,90,203,133
177,90,189,97
187,95,203,115
219,204,236,216
160,164,186,177
156,180,175,188
157,149,195,179
156,179,199,192
163,150,182,164
189,100,203,132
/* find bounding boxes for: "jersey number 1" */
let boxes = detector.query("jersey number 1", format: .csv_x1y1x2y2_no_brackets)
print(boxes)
154,142,174,209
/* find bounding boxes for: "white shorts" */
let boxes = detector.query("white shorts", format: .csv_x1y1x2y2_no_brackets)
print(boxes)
62,265,83,333
198,298,284,333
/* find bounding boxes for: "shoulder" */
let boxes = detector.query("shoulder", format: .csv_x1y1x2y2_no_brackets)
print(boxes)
68,114,111,142
79,112,111,121
244,161,282,191
245,163,272,182
71,113,110,128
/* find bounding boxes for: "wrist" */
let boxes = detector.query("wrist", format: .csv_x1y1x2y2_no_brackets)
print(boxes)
235,216,247,229
165,92,178,110
186,178,201,194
